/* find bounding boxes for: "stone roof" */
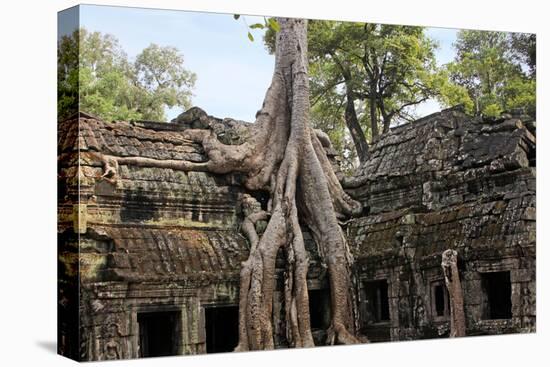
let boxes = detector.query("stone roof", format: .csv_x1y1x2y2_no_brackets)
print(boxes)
77,225,249,282
58,108,536,283
347,106,536,214
58,112,207,162
345,107,536,266
58,112,250,284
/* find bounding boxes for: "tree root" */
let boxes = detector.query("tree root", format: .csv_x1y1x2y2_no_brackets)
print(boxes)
88,17,365,351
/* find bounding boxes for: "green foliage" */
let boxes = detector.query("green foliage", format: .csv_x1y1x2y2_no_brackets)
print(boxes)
305,21,442,169
264,26,277,54
433,68,474,114
310,89,358,175
234,15,280,43
267,18,280,32
509,33,536,75
134,43,196,119
259,19,536,171
58,28,196,121
445,30,535,117
57,30,80,120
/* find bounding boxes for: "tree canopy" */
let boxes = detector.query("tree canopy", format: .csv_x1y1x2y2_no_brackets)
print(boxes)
264,23,536,172
59,23,536,175
307,21,446,166
444,30,536,118
58,28,196,121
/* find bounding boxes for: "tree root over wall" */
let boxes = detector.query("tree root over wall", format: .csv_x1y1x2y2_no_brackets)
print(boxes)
93,18,364,350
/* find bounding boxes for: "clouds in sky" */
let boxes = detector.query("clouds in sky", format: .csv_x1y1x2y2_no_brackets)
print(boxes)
80,5,458,122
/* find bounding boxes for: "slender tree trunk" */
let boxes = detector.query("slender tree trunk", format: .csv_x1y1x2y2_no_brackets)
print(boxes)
344,88,369,163
441,250,466,337
379,100,392,134
331,53,370,164
382,118,391,134
369,81,379,138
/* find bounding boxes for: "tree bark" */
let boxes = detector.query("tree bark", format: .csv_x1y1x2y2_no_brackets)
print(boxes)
232,17,362,350
379,100,392,134
441,249,466,337
369,80,379,138
344,88,370,163
331,52,370,164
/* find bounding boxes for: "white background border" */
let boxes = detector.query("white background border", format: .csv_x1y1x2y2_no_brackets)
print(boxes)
0,0,546,366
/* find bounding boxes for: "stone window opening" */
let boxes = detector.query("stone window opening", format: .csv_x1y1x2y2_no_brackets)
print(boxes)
527,145,536,167
481,271,512,320
431,280,450,319
364,280,391,323
138,311,181,358
308,288,332,330
204,305,239,353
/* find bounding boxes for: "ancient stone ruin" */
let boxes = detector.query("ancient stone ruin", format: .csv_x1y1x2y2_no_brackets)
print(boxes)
58,106,536,361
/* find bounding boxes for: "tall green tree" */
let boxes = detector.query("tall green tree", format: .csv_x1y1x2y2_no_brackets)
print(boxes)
133,44,196,120
444,30,535,118
76,28,139,121
58,28,196,121
509,33,536,75
306,21,443,164
58,29,81,120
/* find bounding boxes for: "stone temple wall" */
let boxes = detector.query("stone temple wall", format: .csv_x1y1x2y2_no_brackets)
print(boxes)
57,107,535,361
345,107,535,341
58,112,251,360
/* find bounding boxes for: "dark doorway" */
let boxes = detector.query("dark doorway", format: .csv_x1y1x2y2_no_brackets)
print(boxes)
308,288,331,330
364,280,390,323
434,285,446,316
205,305,239,353
138,311,180,358
481,271,512,319
431,281,450,318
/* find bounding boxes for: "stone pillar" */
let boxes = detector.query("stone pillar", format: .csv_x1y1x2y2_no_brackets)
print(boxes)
441,249,466,337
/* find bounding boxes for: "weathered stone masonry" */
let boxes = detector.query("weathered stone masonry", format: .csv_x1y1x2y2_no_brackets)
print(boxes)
58,106,535,361
345,107,536,341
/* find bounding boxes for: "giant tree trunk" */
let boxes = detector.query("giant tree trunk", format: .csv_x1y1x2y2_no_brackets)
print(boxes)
233,17,362,350
96,18,363,350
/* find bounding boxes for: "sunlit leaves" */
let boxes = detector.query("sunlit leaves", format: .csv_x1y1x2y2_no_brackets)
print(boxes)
234,15,280,43
267,18,280,32
445,30,536,117
307,21,442,169
57,28,196,122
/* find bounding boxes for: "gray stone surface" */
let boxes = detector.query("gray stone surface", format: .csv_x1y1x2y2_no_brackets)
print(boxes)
345,107,535,340
57,107,536,361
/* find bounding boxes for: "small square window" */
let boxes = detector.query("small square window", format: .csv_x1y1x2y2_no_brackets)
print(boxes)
481,271,512,320
431,281,450,319
364,280,390,323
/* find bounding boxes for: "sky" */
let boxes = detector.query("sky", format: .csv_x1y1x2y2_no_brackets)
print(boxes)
70,5,460,122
